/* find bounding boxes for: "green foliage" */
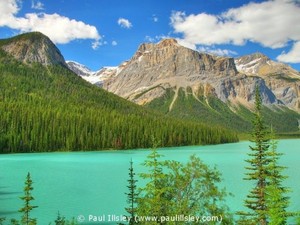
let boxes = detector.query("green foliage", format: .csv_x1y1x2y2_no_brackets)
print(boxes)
137,143,233,224
9,219,19,225
53,212,66,225
265,130,296,225
124,159,139,225
239,87,295,225
19,173,37,225
145,85,300,134
0,218,5,225
0,50,238,153
145,87,175,114
240,87,272,224
137,141,168,223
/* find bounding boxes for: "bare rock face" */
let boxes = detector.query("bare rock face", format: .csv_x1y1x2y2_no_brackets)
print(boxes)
102,38,299,112
103,38,239,104
235,53,300,111
0,32,67,67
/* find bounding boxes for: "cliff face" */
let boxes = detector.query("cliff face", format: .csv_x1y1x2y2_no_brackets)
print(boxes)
235,53,300,110
103,39,300,112
0,32,67,67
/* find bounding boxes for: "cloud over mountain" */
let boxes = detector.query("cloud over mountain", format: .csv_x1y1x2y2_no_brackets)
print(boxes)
0,0,101,49
170,0,300,63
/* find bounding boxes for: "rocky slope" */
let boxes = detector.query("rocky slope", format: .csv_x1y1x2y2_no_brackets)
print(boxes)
101,39,300,113
0,32,66,67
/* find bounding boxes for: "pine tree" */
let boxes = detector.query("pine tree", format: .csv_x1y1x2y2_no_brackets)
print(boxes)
239,87,295,225
265,130,294,225
19,172,38,225
54,211,66,225
124,159,139,225
137,138,169,225
238,87,271,225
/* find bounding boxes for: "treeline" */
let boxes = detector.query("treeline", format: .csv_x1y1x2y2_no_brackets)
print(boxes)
1,88,299,225
0,50,238,153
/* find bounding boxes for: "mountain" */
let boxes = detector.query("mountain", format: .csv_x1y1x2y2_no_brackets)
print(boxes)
97,39,300,132
66,61,122,86
235,52,300,77
0,32,66,67
0,32,238,153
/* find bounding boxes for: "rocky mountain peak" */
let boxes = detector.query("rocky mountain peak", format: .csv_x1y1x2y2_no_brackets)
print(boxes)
157,38,179,47
235,51,300,79
0,32,67,67
235,52,269,68
103,38,239,105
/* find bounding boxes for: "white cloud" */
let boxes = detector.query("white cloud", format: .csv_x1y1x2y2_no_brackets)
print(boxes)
170,0,300,63
118,18,132,29
277,41,300,63
112,40,118,46
152,14,158,22
198,46,237,56
0,0,101,49
31,0,44,10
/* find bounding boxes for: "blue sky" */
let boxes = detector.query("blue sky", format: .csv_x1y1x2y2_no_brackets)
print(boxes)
1,0,300,71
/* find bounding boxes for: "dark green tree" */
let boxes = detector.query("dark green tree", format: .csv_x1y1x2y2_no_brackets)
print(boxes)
238,87,272,225
19,172,38,225
0,217,5,225
9,219,19,225
54,211,65,225
137,141,168,224
239,87,295,225
265,130,296,225
124,159,139,225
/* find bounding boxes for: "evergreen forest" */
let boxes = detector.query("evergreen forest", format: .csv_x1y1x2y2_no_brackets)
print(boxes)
0,48,238,153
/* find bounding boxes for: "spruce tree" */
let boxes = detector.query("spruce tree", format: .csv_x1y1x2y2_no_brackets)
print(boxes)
239,87,294,225
239,87,271,225
138,142,168,224
19,172,38,225
124,159,139,225
54,211,66,225
265,130,295,225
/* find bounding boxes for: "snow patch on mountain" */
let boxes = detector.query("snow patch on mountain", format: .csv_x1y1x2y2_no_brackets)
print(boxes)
66,61,119,86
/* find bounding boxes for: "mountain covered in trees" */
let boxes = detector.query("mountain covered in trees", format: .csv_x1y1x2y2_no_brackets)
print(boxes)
70,39,300,133
0,32,238,153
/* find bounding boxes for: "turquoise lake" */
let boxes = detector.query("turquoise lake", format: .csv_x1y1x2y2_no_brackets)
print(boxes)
0,139,299,224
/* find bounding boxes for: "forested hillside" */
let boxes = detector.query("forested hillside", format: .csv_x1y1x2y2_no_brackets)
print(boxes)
0,46,238,153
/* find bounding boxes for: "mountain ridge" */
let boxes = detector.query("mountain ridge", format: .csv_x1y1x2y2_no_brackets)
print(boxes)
1,32,299,134
68,38,300,132
0,32,238,152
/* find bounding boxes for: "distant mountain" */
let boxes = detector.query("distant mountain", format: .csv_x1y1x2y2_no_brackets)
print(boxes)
0,32,237,153
95,39,300,132
66,61,123,86
235,52,300,77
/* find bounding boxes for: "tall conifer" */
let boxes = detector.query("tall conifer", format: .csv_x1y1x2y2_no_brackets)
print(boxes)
19,172,38,225
239,87,294,225
125,159,139,225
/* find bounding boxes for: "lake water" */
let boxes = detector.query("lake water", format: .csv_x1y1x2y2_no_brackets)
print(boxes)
0,139,299,224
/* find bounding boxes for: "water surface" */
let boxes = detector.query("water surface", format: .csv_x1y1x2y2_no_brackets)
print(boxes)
0,140,299,224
